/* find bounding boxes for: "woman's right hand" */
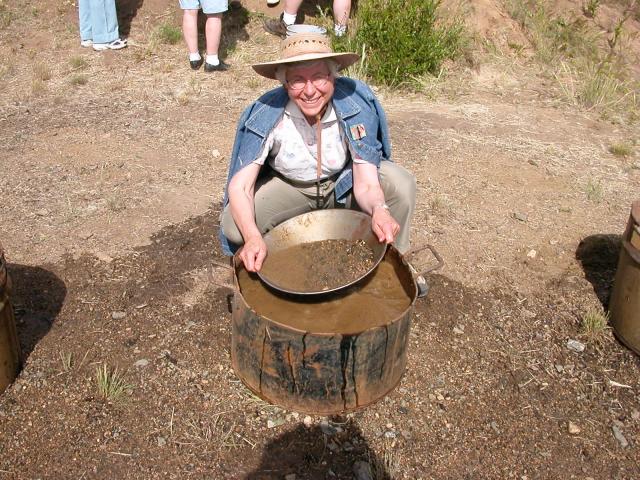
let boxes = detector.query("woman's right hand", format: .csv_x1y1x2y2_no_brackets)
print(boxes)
237,235,268,272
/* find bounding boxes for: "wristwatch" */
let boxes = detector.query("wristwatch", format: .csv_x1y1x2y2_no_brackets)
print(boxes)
373,203,390,212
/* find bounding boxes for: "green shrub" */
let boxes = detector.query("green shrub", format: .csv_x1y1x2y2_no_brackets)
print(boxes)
154,23,183,45
334,0,463,86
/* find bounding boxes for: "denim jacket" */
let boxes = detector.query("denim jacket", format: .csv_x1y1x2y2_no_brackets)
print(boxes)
220,77,392,255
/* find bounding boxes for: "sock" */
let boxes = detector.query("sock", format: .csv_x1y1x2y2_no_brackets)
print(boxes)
282,12,297,25
334,24,347,37
189,52,201,61
206,54,220,66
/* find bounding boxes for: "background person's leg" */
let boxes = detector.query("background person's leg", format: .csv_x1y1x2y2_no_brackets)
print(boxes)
332,0,351,36
78,0,93,43
88,0,120,44
181,8,200,57
221,176,316,246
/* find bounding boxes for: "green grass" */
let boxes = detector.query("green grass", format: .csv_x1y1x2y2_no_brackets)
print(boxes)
583,0,600,18
69,56,88,70
609,142,633,157
95,364,132,402
153,23,183,45
332,0,464,86
581,308,608,337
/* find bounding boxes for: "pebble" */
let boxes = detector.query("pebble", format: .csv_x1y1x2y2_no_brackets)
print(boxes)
384,431,396,439
79,232,94,240
157,436,166,447
554,364,564,373
35,209,49,216
267,418,285,429
111,311,126,320
320,420,339,436
513,212,528,222
612,425,628,448
568,421,580,435
211,149,221,158
453,326,464,335
352,461,373,480
134,359,149,368
303,415,313,427
526,249,537,259
566,339,585,353
490,421,500,434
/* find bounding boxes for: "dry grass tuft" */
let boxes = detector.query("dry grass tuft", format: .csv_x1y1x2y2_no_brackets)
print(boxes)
69,55,88,70
69,73,88,86
31,78,46,96
609,142,633,158
584,178,603,203
33,62,51,81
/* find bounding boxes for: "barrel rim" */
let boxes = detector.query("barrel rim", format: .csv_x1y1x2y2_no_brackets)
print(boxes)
233,245,418,337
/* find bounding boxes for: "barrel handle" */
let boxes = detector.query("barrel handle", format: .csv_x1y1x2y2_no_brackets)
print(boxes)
404,244,444,277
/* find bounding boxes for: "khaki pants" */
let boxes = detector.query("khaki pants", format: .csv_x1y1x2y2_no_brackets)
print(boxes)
221,161,416,253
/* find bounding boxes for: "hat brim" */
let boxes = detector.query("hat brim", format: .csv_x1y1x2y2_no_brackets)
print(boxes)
252,52,360,79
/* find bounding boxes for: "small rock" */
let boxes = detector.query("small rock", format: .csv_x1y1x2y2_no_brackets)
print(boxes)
436,393,445,402
568,421,581,435
513,212,528,222
111,311,126,320
35,209,49,217
398,406,409,414
211,149,221,158
490,421,500,434
95,252,113,263
526,249,537,259
157,436,166,447
353,461,373,480
612,425,628,448
134,359,149,368
303,415,313,427
384,431,396,439
267,418,285,429
79,232,94,240
284,475,296,480
320,420,339,436
528,159,539,166
567,339,585,353
453,326,464,335
554,364,564,373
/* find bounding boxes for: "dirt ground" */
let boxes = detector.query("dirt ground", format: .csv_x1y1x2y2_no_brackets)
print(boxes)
1,0,639,478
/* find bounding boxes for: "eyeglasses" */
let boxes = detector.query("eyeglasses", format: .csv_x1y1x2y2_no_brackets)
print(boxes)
286,73,331,91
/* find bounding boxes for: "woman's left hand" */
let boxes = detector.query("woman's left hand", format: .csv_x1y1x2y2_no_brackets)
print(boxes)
371,206,400,245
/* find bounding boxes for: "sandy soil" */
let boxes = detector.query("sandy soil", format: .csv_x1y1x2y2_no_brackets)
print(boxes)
0,0,639,478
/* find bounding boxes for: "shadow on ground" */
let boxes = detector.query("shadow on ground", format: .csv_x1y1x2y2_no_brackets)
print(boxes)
575,234,621,309
6,264,66,359
117,0,144,37
245,419,390,480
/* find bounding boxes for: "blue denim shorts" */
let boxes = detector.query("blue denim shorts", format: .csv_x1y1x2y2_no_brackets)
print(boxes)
179,0,228,14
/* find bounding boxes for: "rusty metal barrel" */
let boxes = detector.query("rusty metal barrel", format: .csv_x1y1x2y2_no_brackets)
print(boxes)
231,246,417,415
0,243,21,393
609,200,640,355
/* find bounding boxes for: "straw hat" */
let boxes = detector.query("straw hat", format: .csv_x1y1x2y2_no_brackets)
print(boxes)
252,31,360,80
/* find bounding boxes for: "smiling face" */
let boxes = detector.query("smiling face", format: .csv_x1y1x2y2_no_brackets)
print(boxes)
285,61,335,125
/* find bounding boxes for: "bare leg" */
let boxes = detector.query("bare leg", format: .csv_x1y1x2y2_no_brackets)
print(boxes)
283,0,304,16
205,13,222,56
333,0,351,27
182,9,199,54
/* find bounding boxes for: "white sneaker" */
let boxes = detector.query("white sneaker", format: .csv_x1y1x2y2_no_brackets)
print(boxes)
92,38,127,51
266,0,280,4
80,39,93,47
